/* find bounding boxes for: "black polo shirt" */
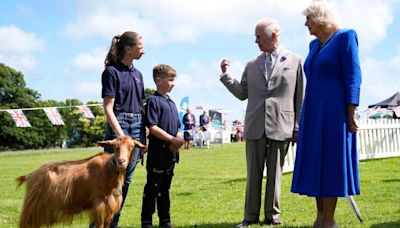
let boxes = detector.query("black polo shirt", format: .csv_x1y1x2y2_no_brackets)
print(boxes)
145,92,180,145
101,62,145,114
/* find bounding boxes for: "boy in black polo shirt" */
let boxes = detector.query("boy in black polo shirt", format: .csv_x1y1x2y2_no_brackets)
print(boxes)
141,64,184,228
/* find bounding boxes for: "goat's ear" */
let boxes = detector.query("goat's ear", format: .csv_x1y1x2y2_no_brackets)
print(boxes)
133,140,146,148
97,139,115,148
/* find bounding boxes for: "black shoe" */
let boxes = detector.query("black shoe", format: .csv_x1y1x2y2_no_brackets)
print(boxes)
160,221,173,228
235,219,259,228
142,222,153,228
264,218,283,225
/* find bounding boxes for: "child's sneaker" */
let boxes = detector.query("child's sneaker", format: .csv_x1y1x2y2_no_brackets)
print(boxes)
141,221,153,228
160,221,173,228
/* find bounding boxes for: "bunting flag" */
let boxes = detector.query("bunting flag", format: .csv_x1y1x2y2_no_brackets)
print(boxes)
78,105,95,119
195,105,204,110
43,107,65,125
6,110,32,127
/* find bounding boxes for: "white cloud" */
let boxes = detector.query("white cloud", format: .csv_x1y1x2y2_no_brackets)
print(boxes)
174,73,194,89
0,54,37,70
0,25,45,70
338,0,395,53
63,0,396,56
64,0,308,45
0,25,45,54
71,48,105,71
64,7,160,42
74,81,102,96
360,56,400,108
174,59,234,91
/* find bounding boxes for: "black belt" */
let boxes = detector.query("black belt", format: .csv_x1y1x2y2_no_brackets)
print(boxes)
115,112,142,117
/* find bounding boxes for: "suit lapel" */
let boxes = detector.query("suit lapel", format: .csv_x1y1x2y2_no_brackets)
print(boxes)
270,48,286,78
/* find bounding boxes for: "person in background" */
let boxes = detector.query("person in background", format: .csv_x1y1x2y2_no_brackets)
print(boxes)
182,108,196,149
199,110,211,147
100,31,146,228
220,18,305,227
235,122,244,143
199,110,210,132
291,1,362,227
141,64,184,228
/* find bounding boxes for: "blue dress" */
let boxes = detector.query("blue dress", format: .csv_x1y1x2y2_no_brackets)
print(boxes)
291,29,361,197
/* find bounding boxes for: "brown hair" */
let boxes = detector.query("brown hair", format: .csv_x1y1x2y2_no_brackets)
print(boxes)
104,31,142,66
153,64,176,81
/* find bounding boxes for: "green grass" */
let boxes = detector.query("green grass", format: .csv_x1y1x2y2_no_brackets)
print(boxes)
1,143,399,227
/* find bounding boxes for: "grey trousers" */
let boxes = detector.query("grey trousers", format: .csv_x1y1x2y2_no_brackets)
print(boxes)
244,137,290,221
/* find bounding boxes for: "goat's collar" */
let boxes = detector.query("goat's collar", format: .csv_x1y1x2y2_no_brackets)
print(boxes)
110,157,121,175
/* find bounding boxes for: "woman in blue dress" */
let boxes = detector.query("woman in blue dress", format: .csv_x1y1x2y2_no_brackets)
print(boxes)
291,1,362,227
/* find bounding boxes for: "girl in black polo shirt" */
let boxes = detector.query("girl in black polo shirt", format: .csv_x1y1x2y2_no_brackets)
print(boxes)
100,31,146,228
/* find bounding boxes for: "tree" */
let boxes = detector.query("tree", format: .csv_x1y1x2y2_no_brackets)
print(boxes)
64,100,105,147
0,64,71,150
144,88,155,102
0,63,47,150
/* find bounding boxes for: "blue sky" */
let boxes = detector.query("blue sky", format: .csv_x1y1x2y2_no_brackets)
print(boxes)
1,0,400,122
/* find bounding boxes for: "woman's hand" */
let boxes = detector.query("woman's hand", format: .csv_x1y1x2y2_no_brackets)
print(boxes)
347,104,358,134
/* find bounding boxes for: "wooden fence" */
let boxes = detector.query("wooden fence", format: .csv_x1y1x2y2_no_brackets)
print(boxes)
357,119,400,159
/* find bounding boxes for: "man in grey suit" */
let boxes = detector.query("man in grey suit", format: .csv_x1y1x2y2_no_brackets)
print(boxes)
220,18,305,227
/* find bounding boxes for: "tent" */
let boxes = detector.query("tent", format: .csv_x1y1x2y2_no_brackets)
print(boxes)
368,92,400,108
368,112,393,119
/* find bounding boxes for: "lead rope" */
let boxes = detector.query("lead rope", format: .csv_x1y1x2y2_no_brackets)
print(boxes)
110,158,122,196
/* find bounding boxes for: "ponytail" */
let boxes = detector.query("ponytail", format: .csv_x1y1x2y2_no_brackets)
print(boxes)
104,31,141,67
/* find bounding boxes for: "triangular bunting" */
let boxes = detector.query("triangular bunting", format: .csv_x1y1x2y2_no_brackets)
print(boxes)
78,105,95,119
6,110,32,127
43,107,65,125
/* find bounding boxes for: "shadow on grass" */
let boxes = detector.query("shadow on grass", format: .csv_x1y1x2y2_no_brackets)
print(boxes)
382,178,400,183
218,178,246,185
176,222,237,228
174,223,310,228
176,192,193,196
370,220,400,228
117,223,238,228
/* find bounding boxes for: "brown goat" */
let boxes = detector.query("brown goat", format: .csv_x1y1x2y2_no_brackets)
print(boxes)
16,136,146,228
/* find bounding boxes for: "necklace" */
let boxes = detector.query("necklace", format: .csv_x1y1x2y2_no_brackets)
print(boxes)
319,30,337,47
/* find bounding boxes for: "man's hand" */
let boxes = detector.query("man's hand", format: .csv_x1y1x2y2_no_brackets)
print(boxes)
220,59,231,73
291,131,298,146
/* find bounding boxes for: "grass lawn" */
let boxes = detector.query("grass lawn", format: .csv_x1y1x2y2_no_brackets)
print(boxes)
1,143,399,227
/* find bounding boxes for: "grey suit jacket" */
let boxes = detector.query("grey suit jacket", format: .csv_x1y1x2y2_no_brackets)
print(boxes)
220,48,305,141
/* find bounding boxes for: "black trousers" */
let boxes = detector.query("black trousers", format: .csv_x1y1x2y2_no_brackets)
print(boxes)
141,143,177,225
141,164,175,224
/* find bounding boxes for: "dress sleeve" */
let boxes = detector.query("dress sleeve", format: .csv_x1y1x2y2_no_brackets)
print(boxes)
340,30,362,105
